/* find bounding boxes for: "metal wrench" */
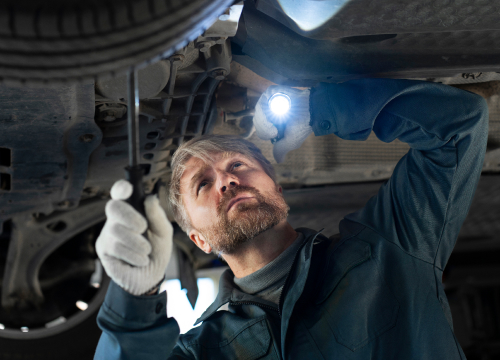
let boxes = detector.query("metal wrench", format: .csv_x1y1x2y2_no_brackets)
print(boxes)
125,67,147,220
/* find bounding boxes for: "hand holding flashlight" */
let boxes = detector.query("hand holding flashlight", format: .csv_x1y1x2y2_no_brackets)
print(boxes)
268,93,291,141
254,85,312,163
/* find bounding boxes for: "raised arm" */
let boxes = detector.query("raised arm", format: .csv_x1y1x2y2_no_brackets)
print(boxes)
310,79,488,268
94,180,182,359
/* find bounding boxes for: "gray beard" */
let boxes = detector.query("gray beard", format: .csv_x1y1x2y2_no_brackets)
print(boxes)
200,185,289,255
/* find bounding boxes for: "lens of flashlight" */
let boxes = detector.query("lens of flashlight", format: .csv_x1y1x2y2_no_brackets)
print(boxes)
268,93,291,116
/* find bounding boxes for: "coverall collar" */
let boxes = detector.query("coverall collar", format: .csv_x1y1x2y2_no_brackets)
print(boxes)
194,228,323,325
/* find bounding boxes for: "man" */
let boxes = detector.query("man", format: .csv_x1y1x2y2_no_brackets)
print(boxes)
94,78,488,359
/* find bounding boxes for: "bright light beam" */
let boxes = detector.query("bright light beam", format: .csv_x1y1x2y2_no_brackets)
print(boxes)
277,0,349,31
269,93,291,116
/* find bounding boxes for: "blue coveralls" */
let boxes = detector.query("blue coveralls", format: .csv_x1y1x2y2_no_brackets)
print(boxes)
95,79,488,359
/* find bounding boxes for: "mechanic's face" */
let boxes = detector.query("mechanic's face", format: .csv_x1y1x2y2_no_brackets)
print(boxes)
180,152,289,255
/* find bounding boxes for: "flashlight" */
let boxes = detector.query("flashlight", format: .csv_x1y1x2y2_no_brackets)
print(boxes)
268,93,291,141
269,93,291,116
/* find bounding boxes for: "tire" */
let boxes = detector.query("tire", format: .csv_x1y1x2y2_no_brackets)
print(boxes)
0,0,234,84
0,220,110,360
0,279,110,360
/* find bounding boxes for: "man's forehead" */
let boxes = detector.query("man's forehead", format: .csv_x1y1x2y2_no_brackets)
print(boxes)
179,151,251,186
184,151,238,170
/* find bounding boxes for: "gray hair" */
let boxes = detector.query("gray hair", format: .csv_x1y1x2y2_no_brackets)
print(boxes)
168,135,277,233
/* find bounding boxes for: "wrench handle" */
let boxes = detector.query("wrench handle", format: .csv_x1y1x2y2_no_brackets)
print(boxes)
125,165,147,236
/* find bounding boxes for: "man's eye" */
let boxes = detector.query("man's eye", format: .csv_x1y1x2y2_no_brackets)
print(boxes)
232,162,243,170
198,181,208,191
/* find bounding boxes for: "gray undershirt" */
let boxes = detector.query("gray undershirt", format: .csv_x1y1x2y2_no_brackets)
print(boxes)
233,232,304,305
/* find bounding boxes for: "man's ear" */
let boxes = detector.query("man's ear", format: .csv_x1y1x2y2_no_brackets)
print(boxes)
189,229,212,254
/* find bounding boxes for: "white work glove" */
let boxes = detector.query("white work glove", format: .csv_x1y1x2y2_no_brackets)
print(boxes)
96,179,173,296
254,85,312,163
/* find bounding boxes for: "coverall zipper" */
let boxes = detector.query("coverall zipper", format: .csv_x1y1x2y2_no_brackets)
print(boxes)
277,231,324,318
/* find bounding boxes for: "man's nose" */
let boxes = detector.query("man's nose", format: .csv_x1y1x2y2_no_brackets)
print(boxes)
218,173,238,195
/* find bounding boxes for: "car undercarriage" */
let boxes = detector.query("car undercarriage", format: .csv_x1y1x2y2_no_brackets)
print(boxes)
0,0,499,358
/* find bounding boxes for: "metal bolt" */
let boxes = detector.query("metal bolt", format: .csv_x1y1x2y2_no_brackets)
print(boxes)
79,134,95,143
57,200,73,209
211,70,227,80
197,41,215,53
462,72,482,80
170,54,185,63
102,111,116,122
219,8,231,21
83,187,96,195
320,121,331,130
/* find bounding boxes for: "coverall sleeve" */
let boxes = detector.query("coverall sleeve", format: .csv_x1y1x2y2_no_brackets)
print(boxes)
310,79,488,269
94,280,185,360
